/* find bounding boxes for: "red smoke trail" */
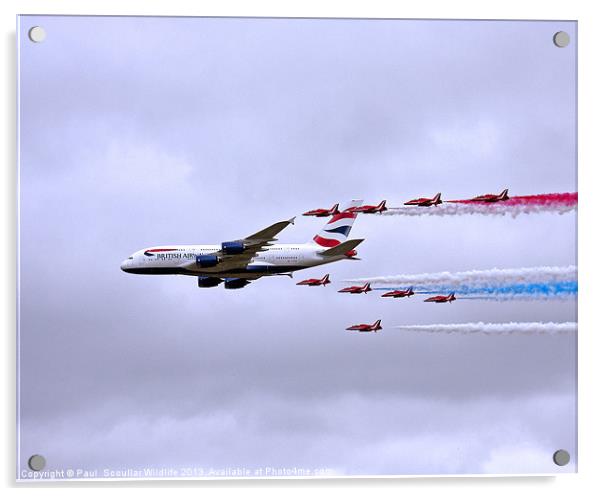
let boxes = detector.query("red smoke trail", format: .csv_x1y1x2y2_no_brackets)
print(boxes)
450,192,577,206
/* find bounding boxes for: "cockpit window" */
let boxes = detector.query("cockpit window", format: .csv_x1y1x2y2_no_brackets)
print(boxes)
128,256,133,260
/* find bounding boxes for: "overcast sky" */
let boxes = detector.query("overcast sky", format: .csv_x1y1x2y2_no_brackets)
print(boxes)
18,16,576,478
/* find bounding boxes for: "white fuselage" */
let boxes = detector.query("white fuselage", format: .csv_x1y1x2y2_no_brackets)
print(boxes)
120,243,346,278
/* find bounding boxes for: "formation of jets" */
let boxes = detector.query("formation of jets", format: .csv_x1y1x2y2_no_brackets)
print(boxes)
300,189,510,220
122,191,509,331
299,277,456,303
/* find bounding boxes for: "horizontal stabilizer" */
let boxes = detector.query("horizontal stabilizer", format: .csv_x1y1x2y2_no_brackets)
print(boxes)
320,239,364,257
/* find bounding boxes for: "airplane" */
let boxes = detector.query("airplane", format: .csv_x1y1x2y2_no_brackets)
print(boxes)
303,203,340,217
381,287,414,298
121,200,365,290
345,200,387,214
424,293,456,303
338,282,372,294
404,193,442,207
296,274,331,286
346,320,382,332
468,189,510,203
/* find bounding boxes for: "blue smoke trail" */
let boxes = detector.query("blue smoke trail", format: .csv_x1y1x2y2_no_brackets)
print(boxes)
375,281,577,299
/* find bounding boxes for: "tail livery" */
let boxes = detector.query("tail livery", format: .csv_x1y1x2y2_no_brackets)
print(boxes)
312,200,363,248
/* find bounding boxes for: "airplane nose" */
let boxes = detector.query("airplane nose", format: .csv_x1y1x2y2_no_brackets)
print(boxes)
120,260,129,272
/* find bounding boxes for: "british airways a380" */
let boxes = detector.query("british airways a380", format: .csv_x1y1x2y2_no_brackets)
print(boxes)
121,201,364,289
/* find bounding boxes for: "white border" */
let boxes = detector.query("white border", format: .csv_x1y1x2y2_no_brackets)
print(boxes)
3,0,601,493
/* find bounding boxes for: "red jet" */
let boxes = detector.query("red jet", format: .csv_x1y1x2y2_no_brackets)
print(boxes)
469,189,510,203
424,293,456,303
381,287,414,298
404,193,442,207
303,203,340,217
346,320,382,332
338,283,372,294
346,200,387,214
296,274,331,286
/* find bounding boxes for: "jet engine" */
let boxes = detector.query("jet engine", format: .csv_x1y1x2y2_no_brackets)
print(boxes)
221,240,245,255
224,278,250,289
196,255,219,267
197,276,222,288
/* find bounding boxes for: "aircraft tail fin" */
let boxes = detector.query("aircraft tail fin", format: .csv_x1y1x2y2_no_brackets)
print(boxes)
311,200,363,247
434,193,442,203
330,203,340,215
373,319,382,329
500,189,509,200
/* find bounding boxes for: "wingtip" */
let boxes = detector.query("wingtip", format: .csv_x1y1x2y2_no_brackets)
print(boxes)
288,216,296,225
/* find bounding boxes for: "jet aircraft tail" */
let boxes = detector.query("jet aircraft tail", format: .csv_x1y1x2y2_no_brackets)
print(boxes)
311,200,363,247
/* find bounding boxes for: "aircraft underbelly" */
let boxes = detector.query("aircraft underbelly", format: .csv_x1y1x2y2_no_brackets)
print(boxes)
199,263,310,278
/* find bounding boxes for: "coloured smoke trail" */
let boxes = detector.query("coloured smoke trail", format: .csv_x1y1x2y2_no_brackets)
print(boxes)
415,281,577,300
384,193,577,217
347,265,577,286
347,266,577,301
394,322,577,335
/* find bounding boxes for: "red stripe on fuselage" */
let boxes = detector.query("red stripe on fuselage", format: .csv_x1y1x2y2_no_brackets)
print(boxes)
146,248,178,253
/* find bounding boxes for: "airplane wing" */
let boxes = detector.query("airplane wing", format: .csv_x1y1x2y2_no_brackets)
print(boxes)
180,217,296,273
244,218,295,247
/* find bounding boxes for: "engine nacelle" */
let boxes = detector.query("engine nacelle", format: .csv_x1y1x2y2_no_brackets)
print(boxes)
196,255,219,267
197,276,222,288
224,278,250,289
221,240,245,255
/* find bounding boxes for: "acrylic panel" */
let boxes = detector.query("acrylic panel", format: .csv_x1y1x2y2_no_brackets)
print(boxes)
17,16,577,480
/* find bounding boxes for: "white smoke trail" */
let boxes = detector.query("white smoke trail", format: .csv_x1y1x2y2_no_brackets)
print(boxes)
383,203,576,218
459,293,576,301
346,265,577,286
395,322,577,335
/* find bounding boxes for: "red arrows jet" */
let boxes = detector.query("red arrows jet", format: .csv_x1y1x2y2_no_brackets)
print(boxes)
296,274,331,286
424,293,456,303
346,200,387,214
404,193,442,207
303,203,340,217
381,287,414,298
338,282,372,294
346,320,382,332
469,189,510,203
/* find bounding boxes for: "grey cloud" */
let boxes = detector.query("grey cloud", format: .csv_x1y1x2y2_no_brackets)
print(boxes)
18,16,576,477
